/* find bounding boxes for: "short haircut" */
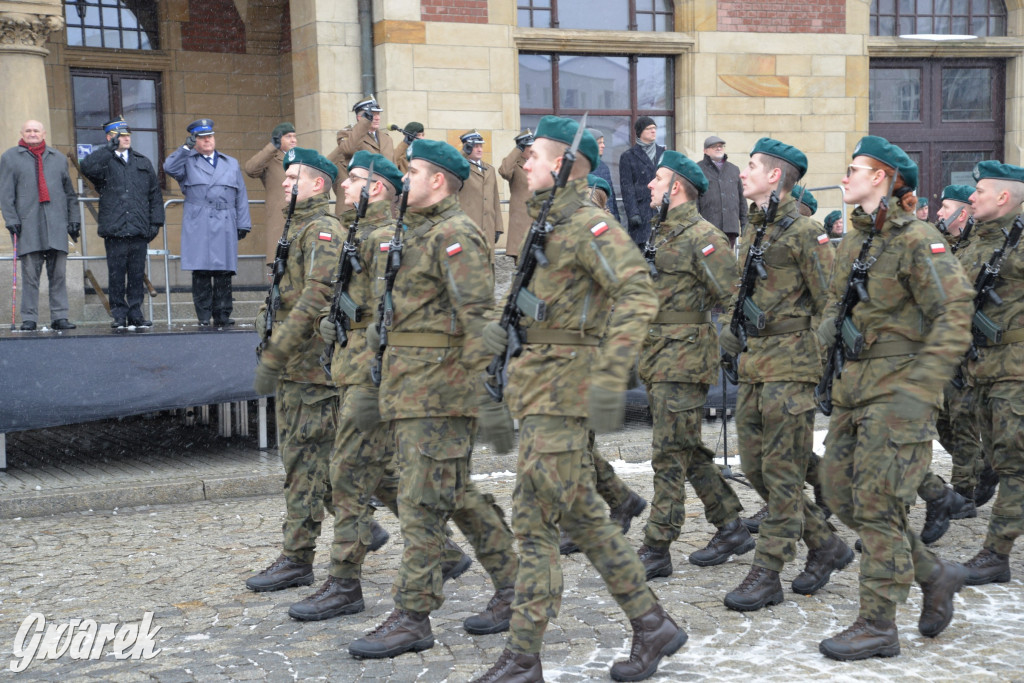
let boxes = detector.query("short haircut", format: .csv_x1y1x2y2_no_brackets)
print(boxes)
309,168,332,195
756,154,800,194
677,176,698,203
536,137,592,179
423,160,463,194
994,179,1024,208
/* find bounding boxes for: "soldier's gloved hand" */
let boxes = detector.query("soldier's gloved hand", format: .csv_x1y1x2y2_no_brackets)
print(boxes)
477,401,515,454
68,223,81,243
588,382,625,434
349,386,381,432
237,229,248,240
482,321,509,355
184,134,196,149
6,223,20,236
816,317,838,347
718,327,743,356
253,362,280,396
254,309,268,338
358,106,373,123
106,133,120,151
628,215,642,232
271,132,282,150
495,230,503,244
366,323,381,350
319,315,337,344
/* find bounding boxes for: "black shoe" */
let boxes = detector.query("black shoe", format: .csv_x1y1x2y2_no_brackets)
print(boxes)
609,491,647,535
819,617,900,661
610,604,687,682
349,609,434,659
638,544,673,580
213,318,235,326
688,519,756,567
52,319,76,330
288,576,364,621
128,318,153,327
921,487,956,545
792,534,855,595
441,538,472,584
198,320,211,326
950,487,977,520
974,466,999,507
741,505,768,534
19,320,36,331
245,554,314,592
918,558,967,637
855,538,862,552
111,319,127,329
559,528,580,555
463,587,514,635
964,548,1011,585
367,520,389,552
724,565,784,612
470,648,543,683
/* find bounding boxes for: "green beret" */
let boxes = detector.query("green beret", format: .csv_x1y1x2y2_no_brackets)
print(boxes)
791,185,817,213
407,139,470,181
404,121,424,135
658,150,708,196
917,196,928,208
272,122,295,138
750,137,807,179
899,157,919,192
586,174,612,197
824,210,842,230
283,147,339,184
851,135,918,189
534,115,601,172
941,184,974,204
348,151,404,193
973,160,1024,185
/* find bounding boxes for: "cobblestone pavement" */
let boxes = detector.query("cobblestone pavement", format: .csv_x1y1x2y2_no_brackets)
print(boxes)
2,425,1022,681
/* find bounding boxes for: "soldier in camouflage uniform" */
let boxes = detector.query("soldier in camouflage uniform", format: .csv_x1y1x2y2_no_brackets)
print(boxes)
347,140,519,660
631,151,755,581
817,136,973,660
473,116,685,683
718,138,851,612
958,160,1024,586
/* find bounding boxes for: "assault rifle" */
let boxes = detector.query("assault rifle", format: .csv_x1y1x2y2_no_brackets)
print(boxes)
258,177,298,358
369,178,410,387
483,113,588,402
320,161,374,376
952,215,1024,390
934,206,964,238
389,124,418,146
952,216,976,254
814,175,897,415
642,172,677,280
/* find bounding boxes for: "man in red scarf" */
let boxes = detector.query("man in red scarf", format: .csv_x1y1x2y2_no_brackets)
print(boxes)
0,120,78,330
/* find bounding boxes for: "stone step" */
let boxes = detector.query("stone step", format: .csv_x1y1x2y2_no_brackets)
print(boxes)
80,292,264,325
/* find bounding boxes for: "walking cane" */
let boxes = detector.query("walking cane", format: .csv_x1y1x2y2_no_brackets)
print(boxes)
10,233,17,330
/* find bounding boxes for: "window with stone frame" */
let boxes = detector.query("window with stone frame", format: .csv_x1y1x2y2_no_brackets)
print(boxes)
870,0,1006,37
517,0,674,31
64,0,159,50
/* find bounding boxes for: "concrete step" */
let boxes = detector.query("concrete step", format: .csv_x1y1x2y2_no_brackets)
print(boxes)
80,291,264,325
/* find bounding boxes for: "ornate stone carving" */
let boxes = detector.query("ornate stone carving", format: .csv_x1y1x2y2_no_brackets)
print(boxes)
0,12,64,49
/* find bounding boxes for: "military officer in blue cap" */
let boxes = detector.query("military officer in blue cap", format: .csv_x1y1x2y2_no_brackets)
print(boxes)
164,118,251,326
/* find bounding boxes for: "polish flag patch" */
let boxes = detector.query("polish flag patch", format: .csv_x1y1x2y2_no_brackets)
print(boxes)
701,244,716,256
590,222,610,237
318,231,333,241
380,242,390,252
817,233,830,244
930,243,946,254
446,242,463,256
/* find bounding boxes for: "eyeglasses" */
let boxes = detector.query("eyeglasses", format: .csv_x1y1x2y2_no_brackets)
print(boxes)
845,164,875,178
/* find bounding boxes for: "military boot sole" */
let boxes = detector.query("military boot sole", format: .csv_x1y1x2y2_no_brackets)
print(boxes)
644,559,674,581
288,597,365,621
349,634,435,659
919,563,967,638
965,567,1011,586
245,570,314,593
723,587,784,612
688,535,756,567
818,639,900,661
463,616,511,635
792,542,855,595
442,555,472,584
609,627,688,682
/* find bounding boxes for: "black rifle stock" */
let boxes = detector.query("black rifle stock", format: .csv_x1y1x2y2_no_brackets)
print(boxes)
369,179,410,387
952,216,976,254
258,179,298,358
642,172,677,280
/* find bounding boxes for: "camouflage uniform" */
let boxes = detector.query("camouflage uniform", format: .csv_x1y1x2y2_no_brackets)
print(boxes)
639,201,743,546
962,211,1024,556
259,193,344,564
503,178,660,654
821,205,972,621
378,194,518,614
728,195,835,571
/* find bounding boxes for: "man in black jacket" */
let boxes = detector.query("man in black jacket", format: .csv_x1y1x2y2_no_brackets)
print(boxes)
696,136,746,247
619,116,665,245
81,117,164,328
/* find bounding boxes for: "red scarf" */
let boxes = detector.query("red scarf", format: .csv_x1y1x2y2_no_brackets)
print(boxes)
18,139,50,203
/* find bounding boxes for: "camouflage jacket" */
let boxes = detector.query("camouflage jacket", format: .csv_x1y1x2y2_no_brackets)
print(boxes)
724,195,835,383
829,205,972,408
639,201,737,385
378,194,493,420
962,211,1024,386
261,193,344,384
505,177,658,419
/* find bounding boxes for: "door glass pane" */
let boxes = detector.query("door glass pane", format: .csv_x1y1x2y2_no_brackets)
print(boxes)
558,56,629,110
121,78,158,128
942,150,991,187
869,68,921,122
519,54,553,109
942,67,991,121
637,57,673,110
73,76,111,129
557,0,628,30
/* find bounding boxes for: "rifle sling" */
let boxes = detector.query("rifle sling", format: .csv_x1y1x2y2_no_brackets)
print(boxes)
524,329,601,346
388,332,464,348
349,319,370,330
850,339,923,359
653,216,701,250
984,326,1024,346
746,316,810,337
652,311,712,324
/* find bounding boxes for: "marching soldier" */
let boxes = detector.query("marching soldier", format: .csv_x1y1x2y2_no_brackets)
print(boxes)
498,129,533,260
634,151,756,581
327,96,394,217
459,130,502,248
817,136,972,660
474,116,685,682
718,138,850,612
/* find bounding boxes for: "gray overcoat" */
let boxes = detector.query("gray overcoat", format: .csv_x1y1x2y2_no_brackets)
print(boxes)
0,144,77,255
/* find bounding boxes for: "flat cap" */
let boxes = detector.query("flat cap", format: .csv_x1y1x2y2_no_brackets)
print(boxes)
535,115,600,171
186,119,215,136
703,135,725,148
658,150,709,196
791,184,817,214
973,160,1024,185
941,184,975,203
750,137,807,179
348,150,403,193
283,147,339,184
408,139,470,181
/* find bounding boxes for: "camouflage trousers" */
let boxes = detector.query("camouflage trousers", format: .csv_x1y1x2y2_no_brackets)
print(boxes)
974,381,1024,555
938,381,986,491
643,382,743,547
276,380,336,564
392,416,518,614
736,381,832,571
589,434,631,510
508,415,656,655
821,402,938,621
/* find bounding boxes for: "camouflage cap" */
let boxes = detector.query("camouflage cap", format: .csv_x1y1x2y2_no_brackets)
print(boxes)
658,150,709,196
941,184,975,203
408,139,470,181
851,135,917,189
586,173,612,197
348,150,403,193
791,184,818,213
283,147,339,184
973,160,1024,185
534,115,601,171
824,210,842,230
750,137,807,179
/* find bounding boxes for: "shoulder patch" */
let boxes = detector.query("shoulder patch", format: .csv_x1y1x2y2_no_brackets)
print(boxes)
318,231,333,241
701,243,716,256
817,233,830,244
446,242,463,256
590,222,610,237
930,243,946,254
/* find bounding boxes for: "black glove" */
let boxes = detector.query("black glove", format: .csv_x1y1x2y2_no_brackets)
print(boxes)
628,215,642,231
403,132,417,146
106,133,120,151
237,229,248,240
68,223,81,243
495,230,503,244
185,134,196,149
6,223,20,236
271,132,282,150
358,107,373,122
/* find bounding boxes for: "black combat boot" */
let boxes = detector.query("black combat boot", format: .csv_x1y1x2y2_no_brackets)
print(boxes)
974,465,999,507
950,486,977,519
964,548,1012,585
921,487,956,544
441,537,472,584
610,603,687,682
367,520,390,552
819,617,899,661
791,534,855,595
245,554,314,592
609,491,648,535
470,648,543,683
637,544,673,580
348,609,434,659
559,528,580,555
813,482,831,519
288,576,364,621
723,565,784,611
741,505,768,534
463,587,514,635
918,558,967,637
688,519,755,566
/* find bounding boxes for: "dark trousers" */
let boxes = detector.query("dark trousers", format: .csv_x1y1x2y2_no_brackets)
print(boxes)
105,237,148,323
191,270,233,323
